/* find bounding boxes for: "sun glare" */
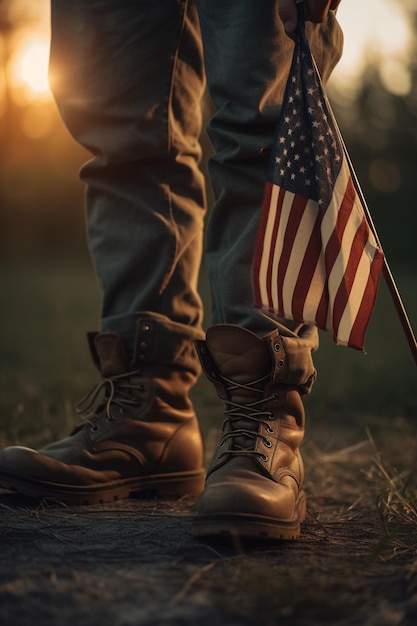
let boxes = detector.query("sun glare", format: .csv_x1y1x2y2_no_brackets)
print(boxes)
333,0,412,95
2,0,414,112
8,35,52,104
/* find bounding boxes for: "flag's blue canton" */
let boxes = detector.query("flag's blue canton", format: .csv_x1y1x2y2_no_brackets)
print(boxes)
270,38,342,210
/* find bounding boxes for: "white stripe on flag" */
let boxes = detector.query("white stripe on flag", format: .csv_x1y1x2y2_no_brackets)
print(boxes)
302,253,326,323
257,184,280,308
320,159,351,244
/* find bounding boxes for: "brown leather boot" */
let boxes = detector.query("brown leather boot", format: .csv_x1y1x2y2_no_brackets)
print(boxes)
0,332,205,504
193,324,310,540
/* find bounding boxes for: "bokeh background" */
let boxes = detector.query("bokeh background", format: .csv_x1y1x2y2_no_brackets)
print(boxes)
0,0,416,448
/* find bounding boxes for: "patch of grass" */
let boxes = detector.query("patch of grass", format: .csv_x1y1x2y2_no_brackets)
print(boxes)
366,429,417,559
0,259,100,446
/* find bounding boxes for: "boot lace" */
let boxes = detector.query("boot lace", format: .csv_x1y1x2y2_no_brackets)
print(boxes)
75,371,144,428
216,373,277,460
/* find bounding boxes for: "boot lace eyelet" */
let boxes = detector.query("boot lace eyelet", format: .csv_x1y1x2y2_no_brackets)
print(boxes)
90,423,100,433
266,425,274,434
105,415,115,423
263,438,272,448
268,412,275,420
260,453,268,462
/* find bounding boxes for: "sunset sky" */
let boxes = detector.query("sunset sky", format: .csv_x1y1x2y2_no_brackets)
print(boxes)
336,0,413,95
1,0,416,267
3,0,415,114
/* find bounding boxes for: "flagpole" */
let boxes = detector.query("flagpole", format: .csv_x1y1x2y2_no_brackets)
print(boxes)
309,55,417,367
381,257,417,368
344,149,417,368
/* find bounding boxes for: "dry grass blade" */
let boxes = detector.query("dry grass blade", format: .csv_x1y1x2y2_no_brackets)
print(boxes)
170,562,216,605
365,427,417,559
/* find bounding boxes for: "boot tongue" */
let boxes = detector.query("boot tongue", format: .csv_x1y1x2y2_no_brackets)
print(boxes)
93,333,128,377
206,326,272,453
206,325,271,399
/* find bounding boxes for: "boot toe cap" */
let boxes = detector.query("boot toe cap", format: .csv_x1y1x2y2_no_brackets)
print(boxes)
197,469,298,521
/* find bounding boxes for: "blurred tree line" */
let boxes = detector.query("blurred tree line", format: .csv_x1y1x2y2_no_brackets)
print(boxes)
328,3,417,271
0,0,416,270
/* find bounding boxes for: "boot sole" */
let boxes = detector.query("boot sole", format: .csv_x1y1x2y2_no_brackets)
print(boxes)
0,469,206,505
192,490,306,541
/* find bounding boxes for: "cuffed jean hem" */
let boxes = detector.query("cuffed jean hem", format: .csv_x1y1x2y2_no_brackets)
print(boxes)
279,324,319,394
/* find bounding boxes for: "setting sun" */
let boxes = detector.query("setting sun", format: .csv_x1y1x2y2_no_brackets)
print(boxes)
8,35,52,104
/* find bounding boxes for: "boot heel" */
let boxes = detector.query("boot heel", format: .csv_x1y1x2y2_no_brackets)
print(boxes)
297,490,307,523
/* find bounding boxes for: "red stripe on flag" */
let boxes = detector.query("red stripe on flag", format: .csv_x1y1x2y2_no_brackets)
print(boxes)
276,193,309,315
291,208,324,321
348,249,384,349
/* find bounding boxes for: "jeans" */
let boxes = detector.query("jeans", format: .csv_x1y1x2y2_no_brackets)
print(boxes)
49,0,343,381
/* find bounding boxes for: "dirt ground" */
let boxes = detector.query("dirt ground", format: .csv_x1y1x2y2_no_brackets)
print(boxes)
1,423,417,626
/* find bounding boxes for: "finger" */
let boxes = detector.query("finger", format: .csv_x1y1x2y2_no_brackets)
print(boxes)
277,0,298,39
304,0,332,24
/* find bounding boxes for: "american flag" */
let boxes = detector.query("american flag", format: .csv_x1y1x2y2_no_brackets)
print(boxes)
252,17,384,351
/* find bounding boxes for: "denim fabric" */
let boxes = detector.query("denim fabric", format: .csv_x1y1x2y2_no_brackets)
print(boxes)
49,0,343,375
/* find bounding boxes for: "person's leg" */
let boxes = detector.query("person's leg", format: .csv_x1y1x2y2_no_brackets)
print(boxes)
0,0,207,503
198,0,342,336
49,0,207,368
193,0,343,539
